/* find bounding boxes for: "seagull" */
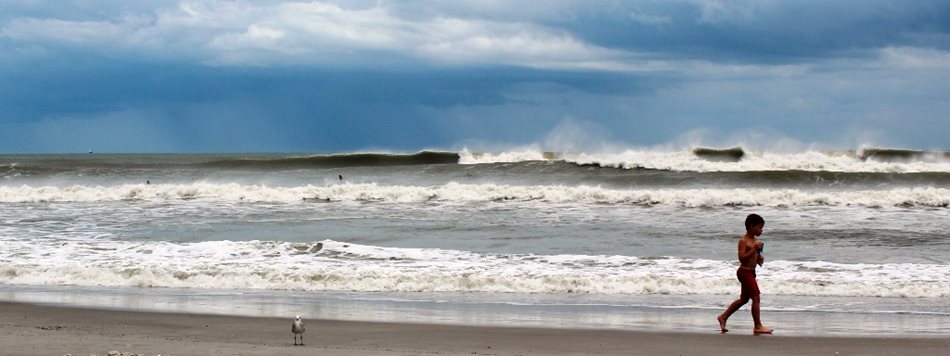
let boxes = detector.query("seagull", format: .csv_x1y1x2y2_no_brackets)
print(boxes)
292,315,306,345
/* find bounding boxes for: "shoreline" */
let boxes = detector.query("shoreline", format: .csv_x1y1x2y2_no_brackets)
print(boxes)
4,284,949,338
2,301,948,356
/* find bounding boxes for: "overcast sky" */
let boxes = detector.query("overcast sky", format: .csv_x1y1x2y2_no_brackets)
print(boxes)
1,0,948,153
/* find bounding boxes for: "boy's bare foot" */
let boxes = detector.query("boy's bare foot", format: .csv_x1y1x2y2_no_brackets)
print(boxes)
717,315,728,332
753,326,774,334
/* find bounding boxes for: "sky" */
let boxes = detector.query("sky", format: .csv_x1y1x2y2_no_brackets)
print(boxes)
1,0,948,153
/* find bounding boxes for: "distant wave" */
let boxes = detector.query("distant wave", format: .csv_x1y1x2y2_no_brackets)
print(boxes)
201,151,460,169
460,147,950,173
1,239,946,298
3,148,947,178
0,151,461,178
2,183,946,207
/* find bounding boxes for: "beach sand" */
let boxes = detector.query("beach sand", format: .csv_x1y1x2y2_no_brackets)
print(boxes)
2,301,947,356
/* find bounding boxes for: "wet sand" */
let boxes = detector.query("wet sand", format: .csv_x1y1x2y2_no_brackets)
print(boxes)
2,301,947,355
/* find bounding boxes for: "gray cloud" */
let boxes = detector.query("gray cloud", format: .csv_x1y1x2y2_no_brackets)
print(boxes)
1,1,640,71
0,1,947,152
4,1,947,71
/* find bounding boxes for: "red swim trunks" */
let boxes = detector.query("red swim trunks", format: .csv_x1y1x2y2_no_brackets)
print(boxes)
737,267,759,299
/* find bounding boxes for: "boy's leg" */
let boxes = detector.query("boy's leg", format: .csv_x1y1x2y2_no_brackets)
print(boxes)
751,295,773,334
717,297,748,332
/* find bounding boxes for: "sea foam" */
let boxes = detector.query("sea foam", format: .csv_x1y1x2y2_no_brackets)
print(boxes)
1,183,946,207
0,239,946,298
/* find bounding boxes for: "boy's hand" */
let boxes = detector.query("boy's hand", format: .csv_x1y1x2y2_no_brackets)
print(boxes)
755,241,764,250
757,254,764,266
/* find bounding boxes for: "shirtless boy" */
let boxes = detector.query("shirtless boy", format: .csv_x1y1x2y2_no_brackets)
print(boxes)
717,213,774,334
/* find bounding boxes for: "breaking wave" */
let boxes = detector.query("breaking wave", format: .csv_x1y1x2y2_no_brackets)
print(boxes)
460,147,950,173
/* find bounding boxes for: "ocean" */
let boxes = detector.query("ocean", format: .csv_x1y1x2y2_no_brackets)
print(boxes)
1,148,948,336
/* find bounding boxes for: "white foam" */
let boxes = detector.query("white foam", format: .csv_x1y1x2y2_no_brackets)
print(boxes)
0,239,946,298
1,183,947,208
458,149,547,164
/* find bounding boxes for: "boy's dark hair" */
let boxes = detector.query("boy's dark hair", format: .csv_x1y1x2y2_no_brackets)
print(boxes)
745,213,765,230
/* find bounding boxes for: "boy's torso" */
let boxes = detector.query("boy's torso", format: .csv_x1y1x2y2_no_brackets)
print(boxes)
738,236,759,269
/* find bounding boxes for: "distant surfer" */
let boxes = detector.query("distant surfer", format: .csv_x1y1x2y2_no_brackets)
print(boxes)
146,180,150,185
717,213,773,334
338,175,344,181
